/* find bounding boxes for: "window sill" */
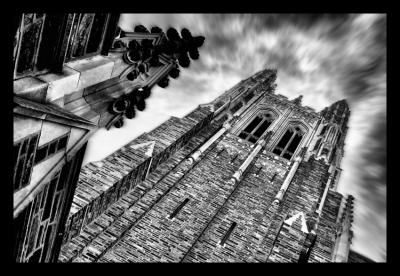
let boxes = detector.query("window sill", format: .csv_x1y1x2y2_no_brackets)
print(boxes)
13,54,123,108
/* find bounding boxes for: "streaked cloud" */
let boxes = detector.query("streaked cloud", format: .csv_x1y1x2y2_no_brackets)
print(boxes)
84,13,386,262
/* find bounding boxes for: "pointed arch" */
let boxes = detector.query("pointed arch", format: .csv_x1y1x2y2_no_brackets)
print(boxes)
237,108,279,144
272,120,309,160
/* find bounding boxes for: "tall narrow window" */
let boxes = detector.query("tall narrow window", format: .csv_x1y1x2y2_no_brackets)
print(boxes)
14,13,116,78
169,198,189,220
319,125,328,136
238,113,274,144
273,126,304,160
34,133,69,165
65,13,109,62
230,102,243,114
219,222,237,246
14,133,39,191
313,138,322,152
244,91,254,103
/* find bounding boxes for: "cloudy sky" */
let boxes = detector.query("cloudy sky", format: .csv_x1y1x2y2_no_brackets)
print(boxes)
83,14,386,262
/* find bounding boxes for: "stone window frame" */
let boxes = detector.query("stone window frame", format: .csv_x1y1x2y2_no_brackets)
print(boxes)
270,121,309,161
13,14,49,78
219,221,237,246
64,13,111,63
272,125,304,160
238,112,275,144
16,167,67,262
14,132,40,192
34,133,70,165
13,13,119,80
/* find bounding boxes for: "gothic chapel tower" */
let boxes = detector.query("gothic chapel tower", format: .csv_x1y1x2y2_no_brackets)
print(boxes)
59,69,354,262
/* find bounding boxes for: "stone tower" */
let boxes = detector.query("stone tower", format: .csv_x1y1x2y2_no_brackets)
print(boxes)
58,68,358,263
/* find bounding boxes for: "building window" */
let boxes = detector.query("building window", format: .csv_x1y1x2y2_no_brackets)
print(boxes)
65,13,109,62
319,125,328,136
14,14,48,77
230,102,243,114
34,133,69,165
169,198,189,220
243,91,254,103
238,113,274,144
219,222,237,246
14,133,40,192
273,126,304,160
14,13,117,79
313,138,321,152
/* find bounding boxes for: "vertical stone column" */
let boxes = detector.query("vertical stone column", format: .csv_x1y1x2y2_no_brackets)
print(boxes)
188,122,232,163
332,196,354,262
273,149,305,204
231,133,270,182
316,173,334,215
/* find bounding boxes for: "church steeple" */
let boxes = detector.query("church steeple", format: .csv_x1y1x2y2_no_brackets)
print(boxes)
292,95,303,106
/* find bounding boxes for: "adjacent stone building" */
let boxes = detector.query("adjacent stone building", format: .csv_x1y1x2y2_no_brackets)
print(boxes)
13,13,204,262
58,68,368,263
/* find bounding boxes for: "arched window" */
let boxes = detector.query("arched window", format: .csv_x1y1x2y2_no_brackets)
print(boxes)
238,113,274,143
313,138,321,152
320,125,328,136
273,126,304,160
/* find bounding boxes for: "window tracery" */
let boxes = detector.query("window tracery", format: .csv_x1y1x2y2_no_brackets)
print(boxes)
273,126,304,160
238,113,274,144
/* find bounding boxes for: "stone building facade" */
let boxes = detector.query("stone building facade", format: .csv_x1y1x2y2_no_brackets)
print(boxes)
58,68,362,263
13,13,204,262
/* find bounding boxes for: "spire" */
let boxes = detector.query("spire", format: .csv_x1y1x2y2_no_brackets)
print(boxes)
319,98,350,133
292,95,303,106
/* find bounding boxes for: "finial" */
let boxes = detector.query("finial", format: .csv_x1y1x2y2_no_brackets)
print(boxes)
292,95,303,106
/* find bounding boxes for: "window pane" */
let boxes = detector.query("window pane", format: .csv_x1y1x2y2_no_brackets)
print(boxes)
253,120,272,138
320,125,327,136
243,116,262,133
40,185,48,209
47,140,58,156
21,151,34,188
20,138,29,156
72,13,95,58
275,129,293,149
283,152,292,160
230,102,243,114
57,135,68,151
26,216,39,256
286,133,303,154
86,13,108,53
28,248,42,263
23,14,34,25
238,132,248,140
66,14,81,60
14,158,25,191
244,91,254,103
248,136,257,144
43,176,58,220
36,225,44,248
35,146,47,164
36,13,64,71
17,17,44,73
28,135,38,156
50,193,60,223
273,148,282,155
313,138,321,151
41,225,53,262
13,143,20,172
